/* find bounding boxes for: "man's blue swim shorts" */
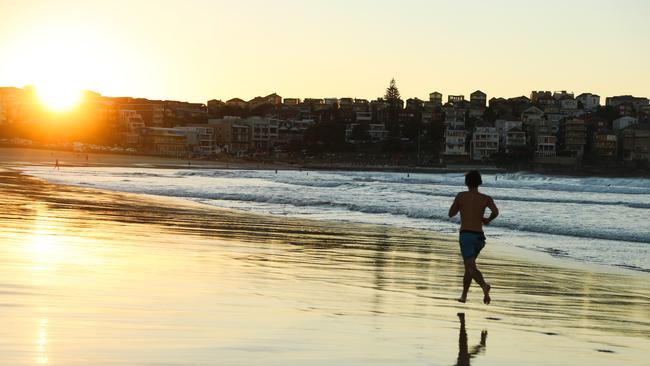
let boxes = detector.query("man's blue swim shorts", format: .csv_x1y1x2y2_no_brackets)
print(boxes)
459,230,486,260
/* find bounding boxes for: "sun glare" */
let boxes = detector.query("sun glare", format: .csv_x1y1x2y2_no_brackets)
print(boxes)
37,84,82,111
3,22,130,111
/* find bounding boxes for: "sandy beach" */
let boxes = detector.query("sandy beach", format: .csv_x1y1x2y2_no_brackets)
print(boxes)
0,149,649,365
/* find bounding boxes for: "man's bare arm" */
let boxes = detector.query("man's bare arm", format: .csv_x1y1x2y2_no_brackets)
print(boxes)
449,195,460,218
482,197,499,225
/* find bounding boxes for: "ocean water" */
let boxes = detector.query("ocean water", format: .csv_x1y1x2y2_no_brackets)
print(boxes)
21,166,650,273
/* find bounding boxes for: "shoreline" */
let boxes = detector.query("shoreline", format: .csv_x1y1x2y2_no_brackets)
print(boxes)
20,165,650,279
3,146,650,178
24,165,650,279
4,145,648,278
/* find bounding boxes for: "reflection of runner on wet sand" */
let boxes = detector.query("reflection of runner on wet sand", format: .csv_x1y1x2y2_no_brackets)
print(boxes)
455,313,487,366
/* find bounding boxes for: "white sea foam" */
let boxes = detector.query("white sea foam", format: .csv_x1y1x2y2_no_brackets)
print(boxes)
21,166,650,273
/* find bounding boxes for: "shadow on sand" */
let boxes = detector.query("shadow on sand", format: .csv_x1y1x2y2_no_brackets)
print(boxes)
455,313,487,366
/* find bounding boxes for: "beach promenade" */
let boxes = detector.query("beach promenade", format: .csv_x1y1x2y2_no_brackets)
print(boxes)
0,151,648,365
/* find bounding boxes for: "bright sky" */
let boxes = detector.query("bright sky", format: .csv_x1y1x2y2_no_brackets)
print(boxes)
1,0,649,103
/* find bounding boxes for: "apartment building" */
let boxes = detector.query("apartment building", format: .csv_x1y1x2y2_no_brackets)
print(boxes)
621,125,650,161
141,127,191,157
429,92,443,106
209,117,251,154
606,95,649,112
576,93,600,110
175,125,217,156
536,135,557,157
277,119,315,145
559,118,587,156
116,101,164,127
613,116,638,131
345,122,388,143
245,117,279,150
118,110,146,146
471,126,499,160
504,128,526,152
592,131,617,158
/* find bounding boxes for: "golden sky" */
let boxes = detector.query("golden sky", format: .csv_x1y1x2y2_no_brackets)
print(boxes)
1,0,649,103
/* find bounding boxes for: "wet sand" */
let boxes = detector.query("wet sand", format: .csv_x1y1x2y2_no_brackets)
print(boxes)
0,164,649,364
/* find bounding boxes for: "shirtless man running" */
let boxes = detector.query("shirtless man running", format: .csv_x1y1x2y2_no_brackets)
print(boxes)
448,170,499,304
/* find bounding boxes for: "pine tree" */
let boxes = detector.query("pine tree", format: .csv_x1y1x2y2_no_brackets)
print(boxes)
384,78,401,101
382,78,402,138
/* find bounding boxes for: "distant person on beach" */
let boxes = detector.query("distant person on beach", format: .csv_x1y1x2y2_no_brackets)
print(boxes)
54,159,60,170
448,170,499,304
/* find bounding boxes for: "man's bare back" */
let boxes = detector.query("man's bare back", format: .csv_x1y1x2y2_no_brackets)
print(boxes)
449,191,498,232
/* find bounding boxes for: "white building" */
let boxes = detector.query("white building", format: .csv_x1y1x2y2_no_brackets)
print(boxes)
504,127,526,152
613,116,638,131
521,106,544,129
141,127,192,157
324,98,339,106
368,124,389,142
289,119,315,130
356,111,372,123
553,91,574,100
496,120,523,149
175,125,217,156
559,98,578,111
243,117,279,149
443,104,467,156
544,113,563,134
448,95,465,103
536,135,557,157
576,93,600,110
277,119,315,144
444,104,465,130
208,117,251,154
496,120,522,139
606,95,649,111
118,110,146,146
444,128,467,155
471,126,499,161
283,98,300,105
345,123,388,143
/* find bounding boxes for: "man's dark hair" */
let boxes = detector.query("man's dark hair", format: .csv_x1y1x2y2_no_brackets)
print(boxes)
465,170,482,187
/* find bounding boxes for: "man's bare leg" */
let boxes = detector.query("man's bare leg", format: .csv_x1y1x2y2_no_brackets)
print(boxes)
462,258,491,304
482,282,491,305
458,268,472,303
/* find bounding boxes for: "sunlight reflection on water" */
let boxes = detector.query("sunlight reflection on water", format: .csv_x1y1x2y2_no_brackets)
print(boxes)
35,318,48,365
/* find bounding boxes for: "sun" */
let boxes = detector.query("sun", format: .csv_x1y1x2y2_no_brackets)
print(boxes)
36,84,82,111
4,23,127,112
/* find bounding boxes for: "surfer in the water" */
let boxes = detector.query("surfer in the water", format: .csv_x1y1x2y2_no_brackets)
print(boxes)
448,170,498,304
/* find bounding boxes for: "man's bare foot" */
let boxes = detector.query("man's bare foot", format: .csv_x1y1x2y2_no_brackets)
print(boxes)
482,284,491,304
458,295,467,303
